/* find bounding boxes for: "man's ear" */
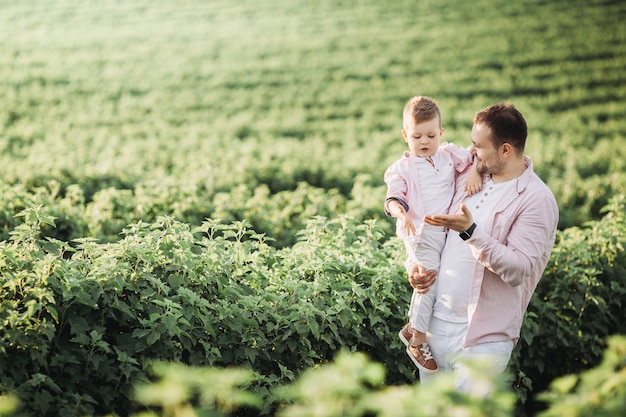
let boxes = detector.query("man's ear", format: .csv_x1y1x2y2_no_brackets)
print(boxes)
501,142,513,157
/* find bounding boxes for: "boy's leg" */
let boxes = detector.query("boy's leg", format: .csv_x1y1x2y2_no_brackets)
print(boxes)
407,287,438,373
402,237,443,373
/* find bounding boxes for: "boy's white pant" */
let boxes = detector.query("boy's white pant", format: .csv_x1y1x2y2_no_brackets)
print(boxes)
408,287,437,333
404,232,445,333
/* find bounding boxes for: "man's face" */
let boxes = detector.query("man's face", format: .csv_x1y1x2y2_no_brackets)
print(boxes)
470,123,505,175
402,118,443,158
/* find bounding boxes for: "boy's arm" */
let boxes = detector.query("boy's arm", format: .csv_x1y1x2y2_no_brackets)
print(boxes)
440,143,483,195
384,162,417,236
386,198,417,236
464,158,483,195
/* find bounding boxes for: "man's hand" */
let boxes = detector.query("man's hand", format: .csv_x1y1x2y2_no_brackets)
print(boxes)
424,203,474,233
407,262,437,294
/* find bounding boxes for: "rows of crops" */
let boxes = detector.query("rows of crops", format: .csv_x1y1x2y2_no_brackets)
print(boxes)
2,0,625,244
1,0,626,415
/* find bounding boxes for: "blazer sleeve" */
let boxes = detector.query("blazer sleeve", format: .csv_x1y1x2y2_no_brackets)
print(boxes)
384,161,410,216
467,183,558,287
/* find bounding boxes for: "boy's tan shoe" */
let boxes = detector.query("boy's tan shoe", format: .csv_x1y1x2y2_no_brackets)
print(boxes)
399,323,438,373
398,324,412,347
406,342,438,373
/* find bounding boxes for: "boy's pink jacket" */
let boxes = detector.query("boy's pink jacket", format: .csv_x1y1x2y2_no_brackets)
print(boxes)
384,142,473,242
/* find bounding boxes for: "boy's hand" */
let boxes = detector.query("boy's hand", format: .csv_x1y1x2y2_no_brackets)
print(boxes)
464,180,482,195
464,160,483,195
402,217,417,236
389,201,416,236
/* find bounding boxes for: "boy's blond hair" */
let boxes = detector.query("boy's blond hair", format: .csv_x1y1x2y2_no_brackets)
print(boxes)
403,96,442,129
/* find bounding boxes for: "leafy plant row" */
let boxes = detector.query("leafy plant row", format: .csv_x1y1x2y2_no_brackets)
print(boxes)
0,175,388,249
1,194,625,416
0,207,411,416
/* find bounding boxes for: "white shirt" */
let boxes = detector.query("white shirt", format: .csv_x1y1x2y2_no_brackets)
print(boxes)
433,178,519,323
411,153,456,239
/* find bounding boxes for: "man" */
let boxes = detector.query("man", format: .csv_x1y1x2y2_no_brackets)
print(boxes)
403,103,559,393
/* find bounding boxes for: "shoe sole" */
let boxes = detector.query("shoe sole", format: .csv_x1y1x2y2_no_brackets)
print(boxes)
406,347,438,374
398,328,410,347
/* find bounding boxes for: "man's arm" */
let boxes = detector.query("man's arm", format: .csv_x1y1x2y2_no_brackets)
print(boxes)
467,193,558,287
425,193,558,287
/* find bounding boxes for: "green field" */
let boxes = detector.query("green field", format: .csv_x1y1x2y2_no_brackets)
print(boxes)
1,0,626,416
2,0,625,246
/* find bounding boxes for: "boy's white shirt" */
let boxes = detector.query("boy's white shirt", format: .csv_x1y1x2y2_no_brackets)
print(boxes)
384,142,473,243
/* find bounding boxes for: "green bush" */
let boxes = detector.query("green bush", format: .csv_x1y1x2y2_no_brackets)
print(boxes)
537,335,626,417
2,1,625,415
127,350,516,417
2,195,625,416
2,337,624,417
127,335,626,417
0,208,412,416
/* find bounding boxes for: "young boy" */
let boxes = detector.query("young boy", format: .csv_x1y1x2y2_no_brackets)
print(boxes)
384,96,482,374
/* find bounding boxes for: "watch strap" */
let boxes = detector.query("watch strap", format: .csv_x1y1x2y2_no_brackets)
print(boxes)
460,222,477,241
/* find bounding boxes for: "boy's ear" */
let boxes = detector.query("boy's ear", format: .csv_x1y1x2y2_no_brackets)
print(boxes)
401,129,408,141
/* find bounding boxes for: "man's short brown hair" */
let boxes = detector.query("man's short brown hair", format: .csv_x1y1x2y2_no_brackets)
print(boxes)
473,103,527,152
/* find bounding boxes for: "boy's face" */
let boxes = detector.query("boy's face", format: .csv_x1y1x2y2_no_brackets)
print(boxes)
402,117,443,158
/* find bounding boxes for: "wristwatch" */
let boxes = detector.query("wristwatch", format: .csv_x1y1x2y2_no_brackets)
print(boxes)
459,223,477,241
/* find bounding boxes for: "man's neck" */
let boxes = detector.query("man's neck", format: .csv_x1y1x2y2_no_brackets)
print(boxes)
491,158,527,183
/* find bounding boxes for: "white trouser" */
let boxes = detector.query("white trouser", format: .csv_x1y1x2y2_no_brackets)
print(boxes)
419,316,514,396
408,287,436,333
404,233,443,333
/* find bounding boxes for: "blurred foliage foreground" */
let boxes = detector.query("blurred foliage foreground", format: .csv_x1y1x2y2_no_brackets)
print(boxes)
0,195,624,416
